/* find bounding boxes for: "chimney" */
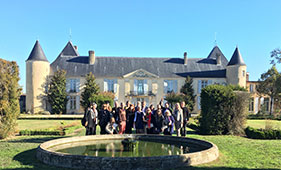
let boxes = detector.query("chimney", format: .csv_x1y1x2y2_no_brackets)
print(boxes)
74,45,78,51
246,72,249,81
216,53,221,65
89,50,95,65
184,52,188,65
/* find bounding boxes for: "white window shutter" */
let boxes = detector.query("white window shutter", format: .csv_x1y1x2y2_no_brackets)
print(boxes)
254,97,259,113
197,80,202,94
207,80,212,86
197,96,201,110
66,96,70,111
76,95,80,110
144,79,148,93
104,79,108,92
260,97,264,105
134,80,137,92
66,79,70,93
113,79,117,93
76,79,80,92
174,80,178,93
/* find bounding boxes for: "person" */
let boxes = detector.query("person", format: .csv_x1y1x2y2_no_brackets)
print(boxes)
125,104,135,134
98,104,111,134
180,101,189,136
112,101,120,124
149,104,155,114
160,100,173,118
92,103,99,135
163,110,175,135
118,102,126,134
154,108,165,134
134,106,145,134
85,103,97,135
141,101,148,113
135,101,142,111
145,107,155,134
125,101,131,110
174,103,183,136
106,117,119,134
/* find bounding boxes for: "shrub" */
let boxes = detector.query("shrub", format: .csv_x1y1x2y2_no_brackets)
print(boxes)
199,85,249,135
0,59,21,139
245,126,281,139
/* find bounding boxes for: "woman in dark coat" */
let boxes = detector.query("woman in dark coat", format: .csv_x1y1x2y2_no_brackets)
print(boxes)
125,104,135,134
98,104,111,134
134,106,145,134
154,109,164,134
163,110,175,135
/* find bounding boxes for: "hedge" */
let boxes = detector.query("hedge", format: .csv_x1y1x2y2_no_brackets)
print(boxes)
245,126,281,139
19,124,82,136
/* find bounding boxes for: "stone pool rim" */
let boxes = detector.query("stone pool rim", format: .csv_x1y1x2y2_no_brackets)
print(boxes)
37,134,219,169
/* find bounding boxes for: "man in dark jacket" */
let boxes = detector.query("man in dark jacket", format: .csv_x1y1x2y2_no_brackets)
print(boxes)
180,101,189,136
98,104,111,134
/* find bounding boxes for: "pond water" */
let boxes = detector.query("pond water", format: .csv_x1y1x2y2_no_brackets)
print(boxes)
56,139,204,157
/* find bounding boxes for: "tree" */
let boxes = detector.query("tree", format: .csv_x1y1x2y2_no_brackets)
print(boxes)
47,70,68,114
256,66,281,115
270,48,281,65
165,92,183,107
80,72,100,111
180,76,195,111
199,85,248,135
0,59,21,139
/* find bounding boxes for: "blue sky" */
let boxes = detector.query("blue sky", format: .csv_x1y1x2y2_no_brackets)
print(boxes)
0,0,281,92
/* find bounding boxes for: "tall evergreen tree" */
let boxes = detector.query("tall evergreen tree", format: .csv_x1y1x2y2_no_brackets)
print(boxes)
256,66,281,115
80,72,100,111
180,76,195,111
0,59,21,139
47,70,68,114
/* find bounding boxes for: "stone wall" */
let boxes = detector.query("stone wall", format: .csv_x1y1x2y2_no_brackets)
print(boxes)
37,134,219,170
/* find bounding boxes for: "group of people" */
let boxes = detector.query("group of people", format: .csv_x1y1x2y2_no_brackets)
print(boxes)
83,100,190,137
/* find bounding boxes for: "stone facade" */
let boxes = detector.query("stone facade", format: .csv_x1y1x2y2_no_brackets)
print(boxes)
26,40,247,114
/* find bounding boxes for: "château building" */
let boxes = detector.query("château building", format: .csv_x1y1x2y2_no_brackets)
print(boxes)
26,40,247,114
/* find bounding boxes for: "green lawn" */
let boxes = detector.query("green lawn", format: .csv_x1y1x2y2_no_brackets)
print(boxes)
246,119,281,129
1,119,280,170
16,119,81,131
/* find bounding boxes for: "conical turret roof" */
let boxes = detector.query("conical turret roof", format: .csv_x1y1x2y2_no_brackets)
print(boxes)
227,47,246,66
26,40,48,62
58,41,79,57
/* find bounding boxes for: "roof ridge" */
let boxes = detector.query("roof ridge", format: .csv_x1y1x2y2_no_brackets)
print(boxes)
58,41,79,57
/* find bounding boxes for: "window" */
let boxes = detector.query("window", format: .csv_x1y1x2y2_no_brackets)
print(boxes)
164,80,178,93
197,80,212,94
264,98,270,112
69,79,78,92
137,80,144,95
249,98,254,111
70,96,76,110
242,70,246,77
201,80,208,89
249,84,254,92
104,79,117,93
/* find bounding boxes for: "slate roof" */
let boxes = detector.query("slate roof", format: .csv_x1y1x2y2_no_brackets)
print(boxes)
227,47,246,66
51,46,229,78
57,41,79,57
26,40,48,62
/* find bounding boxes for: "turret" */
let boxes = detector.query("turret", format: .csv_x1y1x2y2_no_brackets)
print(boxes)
26,40,50,114
226,47,247,88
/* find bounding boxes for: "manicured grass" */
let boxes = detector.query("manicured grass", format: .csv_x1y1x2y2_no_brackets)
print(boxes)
246,119,281,129
16,119,80,131
1,119,280,169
